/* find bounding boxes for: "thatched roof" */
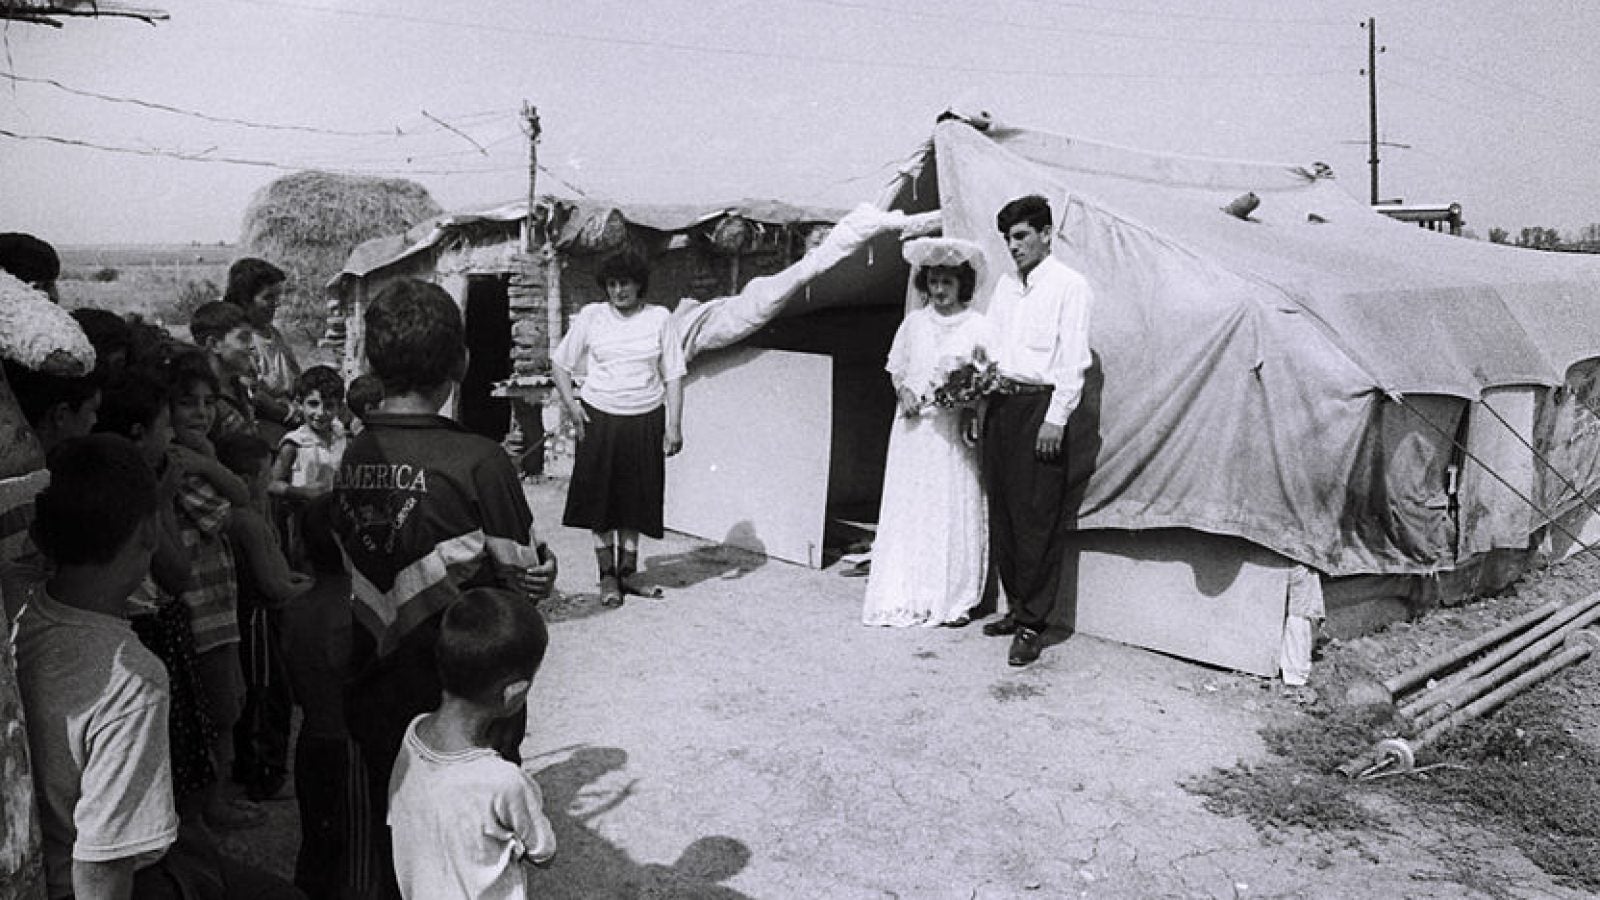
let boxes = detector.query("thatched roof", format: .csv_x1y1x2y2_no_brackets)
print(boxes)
0,0,167,26
241,170,442,302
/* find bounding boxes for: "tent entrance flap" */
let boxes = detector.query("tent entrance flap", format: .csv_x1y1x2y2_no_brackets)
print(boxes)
665,347,832,567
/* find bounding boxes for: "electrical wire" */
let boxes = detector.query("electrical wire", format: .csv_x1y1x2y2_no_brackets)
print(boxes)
213,0,1345,82
0,70,515,140
0,126,531,177
789,0,1335,49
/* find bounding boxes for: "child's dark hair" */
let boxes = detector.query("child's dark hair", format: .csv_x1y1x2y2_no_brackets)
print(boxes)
346,374,383,419
913,262,978,304
996,194,1054,235
0,232,60,287
436,588,549,706
595,249,651,295
190,300,250,347
296,365,345,403
215,432,274,479
1,360,99,428
165,347,220,398
364,279,463,395
72,308,132,366
223,258,287,308
301,496,344,574
95,368,168,439
33,434,156,565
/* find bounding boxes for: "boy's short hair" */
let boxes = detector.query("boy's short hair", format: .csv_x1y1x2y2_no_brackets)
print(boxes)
190,301,251,347
2,360,99,428
296,365,345,403
595,250,651,295
223,258,287,308
0,232,60,288
436,588,549,706
364,279,463,396
95,369,168,438
215,432,274,479
165,347,220,397
345,374,384,418
996,195,1054,236
33,434,157,565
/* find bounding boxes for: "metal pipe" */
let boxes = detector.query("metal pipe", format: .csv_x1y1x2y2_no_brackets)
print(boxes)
1381,598,1564,699
1408,619,1597,730
1398,593,1600,716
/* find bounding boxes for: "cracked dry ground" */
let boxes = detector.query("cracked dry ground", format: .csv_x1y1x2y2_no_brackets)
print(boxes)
227,480,1600,898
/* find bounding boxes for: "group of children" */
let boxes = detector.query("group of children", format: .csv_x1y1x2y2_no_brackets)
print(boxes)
4,239,559,900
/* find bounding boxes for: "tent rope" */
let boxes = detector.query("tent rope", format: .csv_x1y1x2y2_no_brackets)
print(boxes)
1474,397,1600,532
1393,396,1600,562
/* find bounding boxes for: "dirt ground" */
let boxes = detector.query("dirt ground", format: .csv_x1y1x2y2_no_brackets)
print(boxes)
223,478,1600,899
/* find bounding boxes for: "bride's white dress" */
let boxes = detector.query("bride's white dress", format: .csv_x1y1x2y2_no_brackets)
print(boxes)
862,306,990,627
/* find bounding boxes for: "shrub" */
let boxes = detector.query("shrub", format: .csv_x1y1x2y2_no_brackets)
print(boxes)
92,267,120,282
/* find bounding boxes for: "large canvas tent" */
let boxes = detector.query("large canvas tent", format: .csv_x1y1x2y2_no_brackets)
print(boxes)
675,116,1600,674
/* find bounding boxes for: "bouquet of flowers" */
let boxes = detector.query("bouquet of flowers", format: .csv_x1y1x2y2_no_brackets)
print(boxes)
929,345,1000,409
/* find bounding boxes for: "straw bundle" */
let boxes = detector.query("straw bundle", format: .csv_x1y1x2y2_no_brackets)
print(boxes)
238,171,442,329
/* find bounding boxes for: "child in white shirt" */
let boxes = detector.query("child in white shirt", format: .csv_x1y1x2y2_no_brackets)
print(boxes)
387,587,556,898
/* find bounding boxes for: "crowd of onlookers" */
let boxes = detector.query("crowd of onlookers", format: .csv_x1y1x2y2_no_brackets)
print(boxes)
3,233,559,899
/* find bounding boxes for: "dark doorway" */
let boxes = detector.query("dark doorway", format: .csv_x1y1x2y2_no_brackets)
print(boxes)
459,275,511,441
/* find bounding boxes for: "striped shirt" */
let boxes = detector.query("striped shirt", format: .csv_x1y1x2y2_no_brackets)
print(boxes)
331,412,540,653
173,472,239,653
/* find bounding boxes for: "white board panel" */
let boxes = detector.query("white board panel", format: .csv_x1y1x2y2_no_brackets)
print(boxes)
1063,529,1289,677
665,347,832,567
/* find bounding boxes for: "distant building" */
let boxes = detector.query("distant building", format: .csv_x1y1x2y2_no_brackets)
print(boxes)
1374,202,1464,236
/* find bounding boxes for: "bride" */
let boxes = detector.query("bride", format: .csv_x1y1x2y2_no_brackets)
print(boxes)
862,237,991,628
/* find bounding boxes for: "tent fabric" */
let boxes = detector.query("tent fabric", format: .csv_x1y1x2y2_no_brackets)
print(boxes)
914,121,1600,576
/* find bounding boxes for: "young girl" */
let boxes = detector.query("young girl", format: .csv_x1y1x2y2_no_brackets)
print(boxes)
553,250,686,607
862,238,992,628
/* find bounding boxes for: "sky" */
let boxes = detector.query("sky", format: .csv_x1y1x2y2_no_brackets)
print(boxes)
1,0,1596,245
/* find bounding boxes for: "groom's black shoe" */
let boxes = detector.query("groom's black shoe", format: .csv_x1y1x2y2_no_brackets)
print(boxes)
982,615,1018,637
1008,627,1044,666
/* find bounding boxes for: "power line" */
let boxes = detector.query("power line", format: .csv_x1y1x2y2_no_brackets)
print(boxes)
1390,53,1600,135
791,0,1335,49
214,0,1344,82
0,70,513,139
0,126,530,177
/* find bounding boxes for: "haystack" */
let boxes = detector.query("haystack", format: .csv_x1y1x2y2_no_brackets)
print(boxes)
238,171,442,331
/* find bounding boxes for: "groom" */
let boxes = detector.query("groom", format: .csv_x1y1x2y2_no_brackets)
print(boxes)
980,194,1095,666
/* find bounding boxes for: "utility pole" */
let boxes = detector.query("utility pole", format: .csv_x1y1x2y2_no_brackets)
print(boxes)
1363,17,1381,205
522,102,541,251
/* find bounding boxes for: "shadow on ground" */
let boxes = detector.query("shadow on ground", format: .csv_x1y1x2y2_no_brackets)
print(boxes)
527,745,753,899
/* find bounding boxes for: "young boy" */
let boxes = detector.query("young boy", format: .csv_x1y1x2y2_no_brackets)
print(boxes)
330,278,556,898
188,301,259,440
217,432,312,802
387,587,555,898
15,434,178,898
344,373,383,436
272,365,347,504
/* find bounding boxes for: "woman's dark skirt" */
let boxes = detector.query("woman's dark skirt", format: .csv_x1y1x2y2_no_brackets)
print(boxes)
563,401,666,537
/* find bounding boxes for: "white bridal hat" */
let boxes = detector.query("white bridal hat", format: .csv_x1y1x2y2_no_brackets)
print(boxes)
901,236,985,272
